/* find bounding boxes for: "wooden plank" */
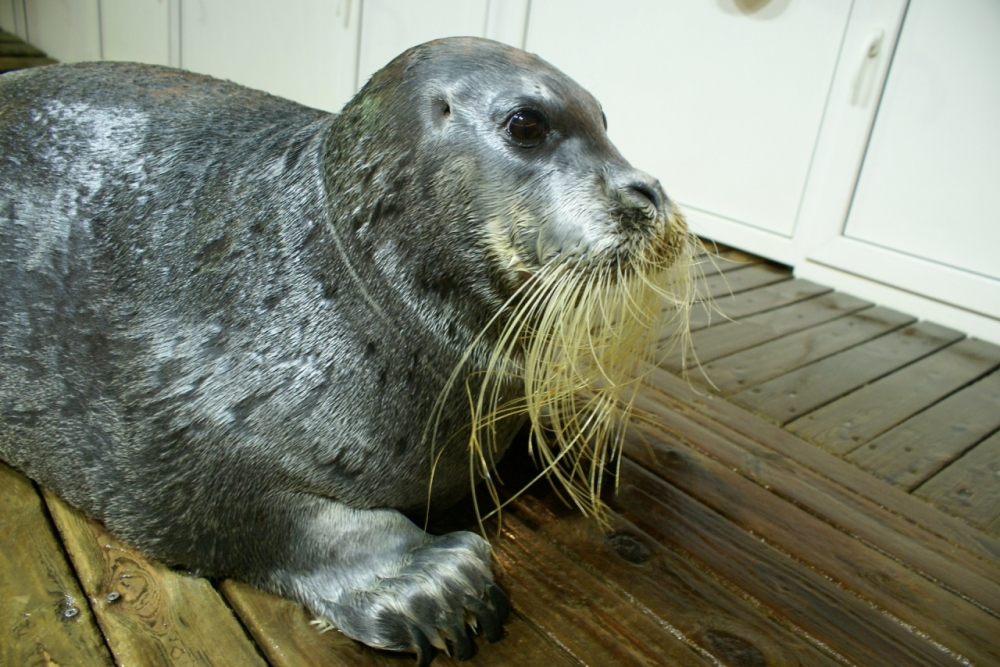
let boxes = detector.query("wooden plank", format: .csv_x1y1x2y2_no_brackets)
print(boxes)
492,514,713,665
691,250,759,278
619,426,1000,665
509,494,845,666
220,580,404,667
788,338,1000,454
646,367,1000,571
665,291,871,374
0,41,46,56
221,574,575,666
0,463,113,666
697,262,790,301
0,56,57,71
609,461,965,666
916,430,1000,531
703,305,915,395
732,320,965,424
630,385,1000,614
848,369,1000,489
686,278,831,331
41,490,267,667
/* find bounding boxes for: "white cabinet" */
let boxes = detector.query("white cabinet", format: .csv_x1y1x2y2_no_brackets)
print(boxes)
525,0,852,245
9,0,999,342
181,0,359,113
355,0,528,87
798,0,1000,342
99,0,173,67
22,0,101,62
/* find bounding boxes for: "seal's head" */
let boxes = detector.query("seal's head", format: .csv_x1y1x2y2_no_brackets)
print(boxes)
327,37,696,517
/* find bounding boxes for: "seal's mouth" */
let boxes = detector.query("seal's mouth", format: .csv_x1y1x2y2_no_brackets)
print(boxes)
434,203,698,525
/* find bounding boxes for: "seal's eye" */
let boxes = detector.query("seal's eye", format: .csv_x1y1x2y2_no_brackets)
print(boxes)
505,109,549,147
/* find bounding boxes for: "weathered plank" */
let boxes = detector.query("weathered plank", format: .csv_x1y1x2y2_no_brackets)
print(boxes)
665,291,871,374
702,305,915,395
646,366,1000,567
509,494,845,665
0,41,46,56
788,338,1000,454
619,426,1000,665
492,513,713,665
219,580,405,667
41,490,267,667
848,369,1000,489
687,278,830,331
0,463,113,666
221,573,575,667
630,384,1000,613
610,462,964,666
697,262,790,301
0,56,57,72
915,430,1000,531
732,320,965,424
690,245,760,278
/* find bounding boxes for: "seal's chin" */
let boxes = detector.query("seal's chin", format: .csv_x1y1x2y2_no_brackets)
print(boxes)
442,205,698,524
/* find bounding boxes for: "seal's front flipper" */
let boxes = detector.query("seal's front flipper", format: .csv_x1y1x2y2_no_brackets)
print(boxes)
267,501,508,663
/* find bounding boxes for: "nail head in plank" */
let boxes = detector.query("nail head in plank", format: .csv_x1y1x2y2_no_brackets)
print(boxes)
629,390,1000,613
915,429,1000,531
733,320,965,424
848,369,1000,490
686,278,831,332
788,338,1000,454
511,494,845,666
666,291,871,373
611,462,964,666
620,429,1000,665
698,263,791,301
0,463,113,666
41,489,267,667
493,514,714,666
704,305,915,395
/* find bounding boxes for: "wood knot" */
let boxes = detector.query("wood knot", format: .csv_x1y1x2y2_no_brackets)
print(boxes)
607,533,652,565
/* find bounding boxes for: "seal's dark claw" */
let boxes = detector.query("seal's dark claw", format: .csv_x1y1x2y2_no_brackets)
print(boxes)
407,622,433,667
487,582,511,626
448,622,474,661
469,597,502,643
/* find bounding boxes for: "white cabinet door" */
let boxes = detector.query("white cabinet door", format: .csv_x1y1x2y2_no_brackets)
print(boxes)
802,0,1000,339
100,0,173,67
524,0,851,258
181,0,360,113
23,0,100,62
356,0,528,89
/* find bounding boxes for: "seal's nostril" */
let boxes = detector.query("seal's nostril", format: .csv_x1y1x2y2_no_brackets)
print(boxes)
625,181,662,212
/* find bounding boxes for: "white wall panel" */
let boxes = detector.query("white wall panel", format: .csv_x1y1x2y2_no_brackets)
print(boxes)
24,0,100,62
843,0,1000,282
100,0,171,66
525,0,851,239
356,0,489,89
181,0,360,113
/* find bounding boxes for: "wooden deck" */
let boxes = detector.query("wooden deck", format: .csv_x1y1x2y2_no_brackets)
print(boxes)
3,31,1000,666
4,245,1000,666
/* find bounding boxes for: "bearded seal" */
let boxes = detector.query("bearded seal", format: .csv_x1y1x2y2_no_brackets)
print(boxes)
0,37,694,663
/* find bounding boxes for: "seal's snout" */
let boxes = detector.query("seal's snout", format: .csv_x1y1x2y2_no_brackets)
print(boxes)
622,179,664,216
614,170,667,220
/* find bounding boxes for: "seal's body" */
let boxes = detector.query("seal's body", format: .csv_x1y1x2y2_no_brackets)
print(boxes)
0,38,691,662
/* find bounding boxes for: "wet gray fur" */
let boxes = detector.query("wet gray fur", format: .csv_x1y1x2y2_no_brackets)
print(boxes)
0,37,666,662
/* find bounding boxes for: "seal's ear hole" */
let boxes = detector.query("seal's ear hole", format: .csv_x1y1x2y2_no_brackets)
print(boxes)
438,100,451,118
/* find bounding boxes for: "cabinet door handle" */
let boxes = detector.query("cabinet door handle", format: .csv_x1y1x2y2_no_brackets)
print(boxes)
851,30,885,107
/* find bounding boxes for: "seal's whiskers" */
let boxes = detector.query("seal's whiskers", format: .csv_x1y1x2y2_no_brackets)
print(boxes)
439,217,698,528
